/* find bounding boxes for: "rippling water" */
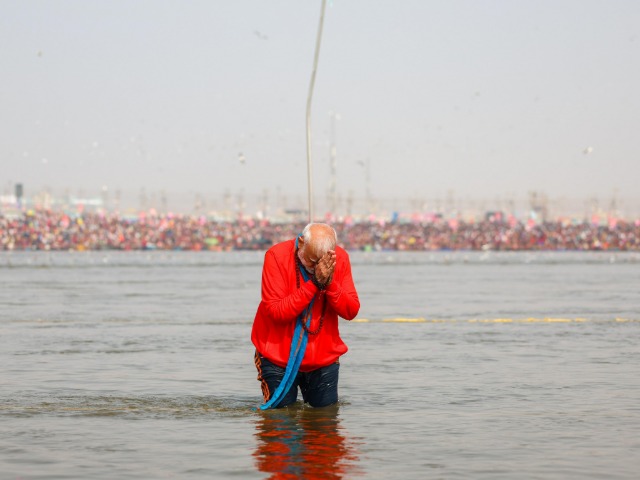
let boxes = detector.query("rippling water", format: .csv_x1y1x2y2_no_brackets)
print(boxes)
1,251,639,478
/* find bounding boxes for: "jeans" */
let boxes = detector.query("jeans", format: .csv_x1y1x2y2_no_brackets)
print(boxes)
254,351,340,408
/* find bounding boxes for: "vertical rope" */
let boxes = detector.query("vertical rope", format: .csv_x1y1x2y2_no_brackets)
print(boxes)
306,0,327,223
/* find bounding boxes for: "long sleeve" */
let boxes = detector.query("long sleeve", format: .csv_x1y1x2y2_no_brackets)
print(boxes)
261,249,318,323
325,249,360,320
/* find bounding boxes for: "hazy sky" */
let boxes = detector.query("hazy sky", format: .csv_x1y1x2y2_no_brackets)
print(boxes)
2,0,639,213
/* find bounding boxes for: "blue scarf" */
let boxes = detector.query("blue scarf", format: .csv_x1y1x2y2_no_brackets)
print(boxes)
258,236,314,410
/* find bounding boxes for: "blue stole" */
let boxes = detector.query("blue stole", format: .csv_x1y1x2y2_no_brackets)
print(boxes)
258,236,315,410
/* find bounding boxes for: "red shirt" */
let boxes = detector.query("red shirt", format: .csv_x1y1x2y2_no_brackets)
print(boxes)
251,239,360,371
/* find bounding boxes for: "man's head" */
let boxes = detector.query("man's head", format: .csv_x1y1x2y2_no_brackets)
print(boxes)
297,223,337,274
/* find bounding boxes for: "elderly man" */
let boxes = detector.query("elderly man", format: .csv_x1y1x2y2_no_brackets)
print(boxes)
252,223,360,408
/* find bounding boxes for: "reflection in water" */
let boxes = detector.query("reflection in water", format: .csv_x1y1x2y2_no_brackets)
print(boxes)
253,404,361,479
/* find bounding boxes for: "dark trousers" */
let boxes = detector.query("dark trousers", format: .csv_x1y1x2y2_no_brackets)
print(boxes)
254,351,340,408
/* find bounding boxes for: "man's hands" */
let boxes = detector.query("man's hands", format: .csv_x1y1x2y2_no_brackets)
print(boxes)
313,250,336,286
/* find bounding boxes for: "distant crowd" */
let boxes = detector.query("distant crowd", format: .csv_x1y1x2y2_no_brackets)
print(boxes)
1,210,639,251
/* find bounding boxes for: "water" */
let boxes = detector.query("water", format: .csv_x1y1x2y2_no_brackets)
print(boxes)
1,251,639,479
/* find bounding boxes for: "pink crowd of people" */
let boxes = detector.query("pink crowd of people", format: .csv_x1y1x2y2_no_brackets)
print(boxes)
1,210,639,251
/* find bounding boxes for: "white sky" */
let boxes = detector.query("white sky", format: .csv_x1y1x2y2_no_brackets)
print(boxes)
2,0,639,214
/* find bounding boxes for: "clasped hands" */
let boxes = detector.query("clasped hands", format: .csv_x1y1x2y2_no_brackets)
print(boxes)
313,250,336,287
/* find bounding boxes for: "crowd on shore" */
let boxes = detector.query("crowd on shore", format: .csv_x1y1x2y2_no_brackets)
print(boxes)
1,210,639,251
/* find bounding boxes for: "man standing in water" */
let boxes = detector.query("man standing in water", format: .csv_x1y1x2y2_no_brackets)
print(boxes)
252,223,360,408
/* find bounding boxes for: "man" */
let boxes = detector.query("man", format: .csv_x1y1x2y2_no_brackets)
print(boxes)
252,223,360,408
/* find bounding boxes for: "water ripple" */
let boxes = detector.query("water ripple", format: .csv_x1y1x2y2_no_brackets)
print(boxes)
0,394,257,419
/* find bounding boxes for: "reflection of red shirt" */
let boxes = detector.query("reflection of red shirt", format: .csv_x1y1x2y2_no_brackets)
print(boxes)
253,408,361,478
251,239,360,371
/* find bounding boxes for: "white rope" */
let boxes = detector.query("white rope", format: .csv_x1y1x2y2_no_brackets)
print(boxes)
306,0,327,223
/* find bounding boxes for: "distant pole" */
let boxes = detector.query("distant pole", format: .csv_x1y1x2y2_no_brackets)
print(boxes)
306,0,327,223
15,183,24,210
329,111,339,216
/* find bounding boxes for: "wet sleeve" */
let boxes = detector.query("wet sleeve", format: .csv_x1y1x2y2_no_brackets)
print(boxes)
261,250,317,323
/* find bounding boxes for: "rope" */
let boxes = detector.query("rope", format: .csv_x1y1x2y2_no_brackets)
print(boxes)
306,0,327,222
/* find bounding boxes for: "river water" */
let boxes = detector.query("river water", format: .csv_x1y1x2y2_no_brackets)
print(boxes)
1,251,639,479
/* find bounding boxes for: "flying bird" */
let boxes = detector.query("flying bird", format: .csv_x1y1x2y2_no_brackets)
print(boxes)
253,30,268,40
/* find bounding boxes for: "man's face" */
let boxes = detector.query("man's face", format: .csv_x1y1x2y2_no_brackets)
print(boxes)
297,238,320,274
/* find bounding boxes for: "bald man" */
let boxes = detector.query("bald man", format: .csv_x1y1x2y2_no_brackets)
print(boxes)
252,223,360,408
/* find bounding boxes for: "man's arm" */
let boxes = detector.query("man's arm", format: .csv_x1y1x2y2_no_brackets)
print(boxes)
324,250,360,320
261,249,318,322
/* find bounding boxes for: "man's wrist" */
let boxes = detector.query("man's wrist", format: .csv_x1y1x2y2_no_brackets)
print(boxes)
311,275,327,290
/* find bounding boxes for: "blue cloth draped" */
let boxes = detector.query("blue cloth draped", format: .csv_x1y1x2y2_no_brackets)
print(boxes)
258,236,313,410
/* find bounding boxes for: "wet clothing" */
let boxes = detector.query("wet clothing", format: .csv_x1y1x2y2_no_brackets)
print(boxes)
251,238,360,373
254,351,340,408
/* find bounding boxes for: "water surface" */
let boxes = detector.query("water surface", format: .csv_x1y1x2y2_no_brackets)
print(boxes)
1,251,639,478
